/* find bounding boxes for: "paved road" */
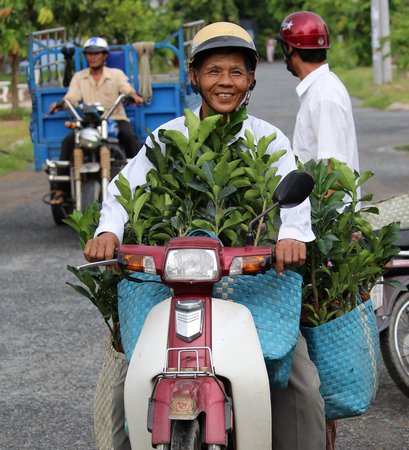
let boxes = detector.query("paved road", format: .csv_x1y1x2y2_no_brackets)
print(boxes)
1,62,408,450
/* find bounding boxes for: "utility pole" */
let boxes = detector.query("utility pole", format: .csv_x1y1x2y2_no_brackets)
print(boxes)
371,0,392,84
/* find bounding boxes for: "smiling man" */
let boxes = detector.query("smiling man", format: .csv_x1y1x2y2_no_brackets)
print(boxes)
83,22,325,450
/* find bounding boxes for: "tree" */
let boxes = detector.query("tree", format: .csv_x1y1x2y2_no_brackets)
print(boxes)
166,0,239,26
390,1,409,72
0,1,53,117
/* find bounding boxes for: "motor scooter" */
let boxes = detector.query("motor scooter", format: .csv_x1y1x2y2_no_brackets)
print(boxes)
46,93,130,223
372,227,409,398
77,170,314,449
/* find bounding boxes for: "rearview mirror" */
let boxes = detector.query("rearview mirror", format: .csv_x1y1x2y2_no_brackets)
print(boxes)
273,170,314,208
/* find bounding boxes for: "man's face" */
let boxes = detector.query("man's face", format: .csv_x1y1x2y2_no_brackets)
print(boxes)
85,51,108,70
283,45,298,78
190,51,255,116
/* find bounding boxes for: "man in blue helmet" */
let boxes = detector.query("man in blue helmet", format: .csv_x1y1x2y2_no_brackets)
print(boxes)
49,37,144,205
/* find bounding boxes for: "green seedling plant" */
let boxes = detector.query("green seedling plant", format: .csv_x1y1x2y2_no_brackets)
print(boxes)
64,107,288,347
299,158,404,326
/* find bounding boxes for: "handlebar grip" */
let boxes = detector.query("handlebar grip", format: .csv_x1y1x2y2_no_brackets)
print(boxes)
271,246,276,264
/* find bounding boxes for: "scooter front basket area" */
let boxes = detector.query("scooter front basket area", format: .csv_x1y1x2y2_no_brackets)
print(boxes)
118,269,302,389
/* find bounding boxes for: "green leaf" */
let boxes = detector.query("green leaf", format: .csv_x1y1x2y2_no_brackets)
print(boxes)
197,150,219,166
133,192,150,219
219,185,237,200
357,170,374,187
114,172,132,199
201,160,216,186
256,133,277,158
184,108,200,141
163,129,189,154
198,114,222,144
214,159,230,187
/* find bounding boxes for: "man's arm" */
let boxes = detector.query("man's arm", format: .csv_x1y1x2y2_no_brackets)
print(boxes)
268,130,315,275
116,70,143,105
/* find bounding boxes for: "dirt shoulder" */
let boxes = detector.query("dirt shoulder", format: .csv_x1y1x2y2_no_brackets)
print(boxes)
0,168,48,212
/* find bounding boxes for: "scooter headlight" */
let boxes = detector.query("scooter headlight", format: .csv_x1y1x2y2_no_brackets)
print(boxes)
164,248,219,281
78,128,101,149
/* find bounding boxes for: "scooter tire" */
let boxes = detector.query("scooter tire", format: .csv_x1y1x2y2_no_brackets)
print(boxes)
51,201,73,225
380,292,409,398
51,203,66,225
170,419,201,450
81,178,101,212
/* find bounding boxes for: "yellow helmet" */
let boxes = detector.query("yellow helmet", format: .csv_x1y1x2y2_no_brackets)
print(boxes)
189,22,258,70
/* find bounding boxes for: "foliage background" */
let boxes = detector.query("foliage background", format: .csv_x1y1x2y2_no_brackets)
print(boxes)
1,0,409,70
1,0,409,117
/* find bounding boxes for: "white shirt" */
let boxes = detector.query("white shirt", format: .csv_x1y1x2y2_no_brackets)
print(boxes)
95,110,315,244
293,64,360,173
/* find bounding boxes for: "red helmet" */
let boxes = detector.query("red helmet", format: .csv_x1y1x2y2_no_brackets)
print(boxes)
279,11,330,49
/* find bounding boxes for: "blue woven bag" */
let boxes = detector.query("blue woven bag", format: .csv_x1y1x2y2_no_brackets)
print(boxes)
300,299,380,420
118,269,302,389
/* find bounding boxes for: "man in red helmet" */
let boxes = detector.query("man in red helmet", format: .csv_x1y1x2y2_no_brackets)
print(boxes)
278,11,359,175
278,11,361,450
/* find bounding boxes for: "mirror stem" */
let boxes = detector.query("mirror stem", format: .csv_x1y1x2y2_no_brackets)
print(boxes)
246,201,279,246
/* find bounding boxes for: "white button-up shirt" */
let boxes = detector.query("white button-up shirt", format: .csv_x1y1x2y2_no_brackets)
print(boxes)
96,110,315,244
293,64,360,173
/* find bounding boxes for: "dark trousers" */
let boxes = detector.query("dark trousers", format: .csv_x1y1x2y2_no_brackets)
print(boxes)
56,120,140,190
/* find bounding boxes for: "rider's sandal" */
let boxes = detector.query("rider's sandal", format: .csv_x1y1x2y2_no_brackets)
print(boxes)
50,191,66,205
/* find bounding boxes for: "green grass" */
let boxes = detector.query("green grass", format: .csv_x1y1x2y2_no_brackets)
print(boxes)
0,107,31,120
335,66,409,109
0,73,28,83
394,144,409,152
0,140,33,176
0,114,32,176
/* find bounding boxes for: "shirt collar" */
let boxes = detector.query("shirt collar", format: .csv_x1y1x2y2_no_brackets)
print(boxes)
80,66,112,80
296,63,329,98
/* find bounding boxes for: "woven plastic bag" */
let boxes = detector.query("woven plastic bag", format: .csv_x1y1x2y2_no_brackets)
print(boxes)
118,269,302,389
300,299,380,420
93,338,130,450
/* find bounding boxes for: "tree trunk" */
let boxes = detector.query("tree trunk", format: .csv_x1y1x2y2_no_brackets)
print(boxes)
10,53,20,119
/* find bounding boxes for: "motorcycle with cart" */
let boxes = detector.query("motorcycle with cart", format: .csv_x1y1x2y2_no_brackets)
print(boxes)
26,23,202,224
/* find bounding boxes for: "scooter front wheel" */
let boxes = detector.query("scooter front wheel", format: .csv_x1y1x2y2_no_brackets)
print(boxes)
380,292,409,398
170,419,201,450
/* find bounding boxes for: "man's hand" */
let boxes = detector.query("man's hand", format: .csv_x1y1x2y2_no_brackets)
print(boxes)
84,232,120,262
130,92,143,106
49,99,65,114
274,238,306,276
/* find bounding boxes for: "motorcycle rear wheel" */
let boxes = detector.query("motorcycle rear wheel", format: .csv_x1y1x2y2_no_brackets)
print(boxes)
380,292,409,398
